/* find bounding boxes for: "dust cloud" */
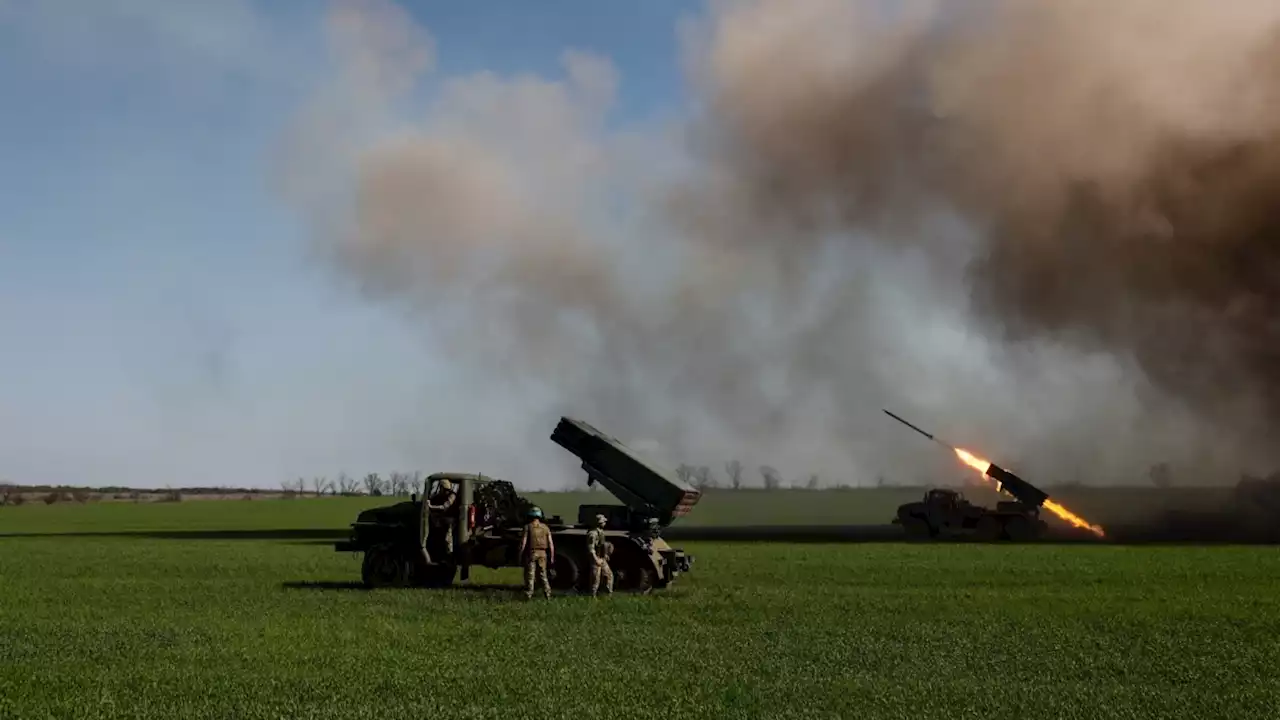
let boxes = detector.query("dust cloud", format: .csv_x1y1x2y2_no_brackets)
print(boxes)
278,0,1280,488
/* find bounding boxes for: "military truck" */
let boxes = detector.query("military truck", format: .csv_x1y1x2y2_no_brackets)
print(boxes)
333,416,701,592
893,487,1048,541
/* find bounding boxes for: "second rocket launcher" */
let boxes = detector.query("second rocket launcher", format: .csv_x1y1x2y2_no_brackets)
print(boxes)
882,409,1050,508
981,463,1049,508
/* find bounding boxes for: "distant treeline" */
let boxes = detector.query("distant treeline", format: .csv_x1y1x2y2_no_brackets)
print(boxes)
0,461,1191,507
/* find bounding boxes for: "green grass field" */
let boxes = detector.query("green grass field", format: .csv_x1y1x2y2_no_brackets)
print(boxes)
3,494,1278,719
0,483,1245,532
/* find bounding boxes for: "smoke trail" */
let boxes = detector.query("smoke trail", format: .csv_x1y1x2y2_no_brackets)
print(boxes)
279,0,1280,486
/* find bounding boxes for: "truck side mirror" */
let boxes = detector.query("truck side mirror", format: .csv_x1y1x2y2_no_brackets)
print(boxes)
411,493,417,503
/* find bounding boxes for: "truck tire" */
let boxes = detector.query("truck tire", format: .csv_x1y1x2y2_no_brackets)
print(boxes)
1003,515,1034,542
613,561,654,593
902,517,933,540
550,553,581,591
362,548,406,588
419,561,457,588
631,564,655,594
975,515,1003,542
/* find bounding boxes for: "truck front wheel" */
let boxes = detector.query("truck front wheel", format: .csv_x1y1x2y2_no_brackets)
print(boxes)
902,517,933,540
362,548,406,588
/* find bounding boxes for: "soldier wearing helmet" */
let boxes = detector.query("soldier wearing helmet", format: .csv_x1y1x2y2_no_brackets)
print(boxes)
426,478,458,556
519,506,554,600
586,513,614,597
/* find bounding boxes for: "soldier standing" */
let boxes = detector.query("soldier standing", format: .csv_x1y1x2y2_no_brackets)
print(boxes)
586,513,614,597
519,506,554,600
426,478,458,556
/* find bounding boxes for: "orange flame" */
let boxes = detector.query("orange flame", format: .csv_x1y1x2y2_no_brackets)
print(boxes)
952,447,1105,537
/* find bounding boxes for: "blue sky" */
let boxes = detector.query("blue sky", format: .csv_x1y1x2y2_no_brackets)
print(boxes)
0,0,698,488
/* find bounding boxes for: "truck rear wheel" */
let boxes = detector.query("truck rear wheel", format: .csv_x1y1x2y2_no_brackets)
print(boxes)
1003,515,1034,542
612,555,656,593
614,561,655,589
550,553,581,591
629,564,655,593
975,515,1003,542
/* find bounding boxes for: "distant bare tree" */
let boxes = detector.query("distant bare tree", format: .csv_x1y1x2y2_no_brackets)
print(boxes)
311,476,333,497
691,466,715,490
1148,463,1172,489
363,473,385,496
675,464,694,484
725,460,743,490
806,474,820,490
389,472,414,496
336,473,359,496
759,465,782,490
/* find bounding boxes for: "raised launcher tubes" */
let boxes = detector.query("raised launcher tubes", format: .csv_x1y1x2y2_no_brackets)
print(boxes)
550,416,702,528
983,463,1049,507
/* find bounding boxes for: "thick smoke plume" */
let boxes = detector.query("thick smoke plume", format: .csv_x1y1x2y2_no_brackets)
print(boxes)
280,0,1280,487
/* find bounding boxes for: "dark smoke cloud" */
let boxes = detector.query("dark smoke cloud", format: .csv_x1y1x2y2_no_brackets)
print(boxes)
279,0,1280,488
682,0,1280,469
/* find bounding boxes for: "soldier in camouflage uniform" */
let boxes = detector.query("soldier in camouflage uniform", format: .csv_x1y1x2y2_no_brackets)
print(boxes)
426,478,458,556
587,513,614,596
519,506,554,599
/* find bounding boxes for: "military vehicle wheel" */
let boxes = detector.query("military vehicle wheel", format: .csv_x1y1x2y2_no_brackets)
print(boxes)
419,561,457,588
362,548,406,588
1004,515,1034,542
629,564,655,593
550,553,581,591
902,518,933,540
612,557,655,593
975,515,1003,542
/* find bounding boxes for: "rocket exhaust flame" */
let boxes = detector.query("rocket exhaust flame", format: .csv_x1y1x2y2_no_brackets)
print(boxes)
952,447,1106,538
